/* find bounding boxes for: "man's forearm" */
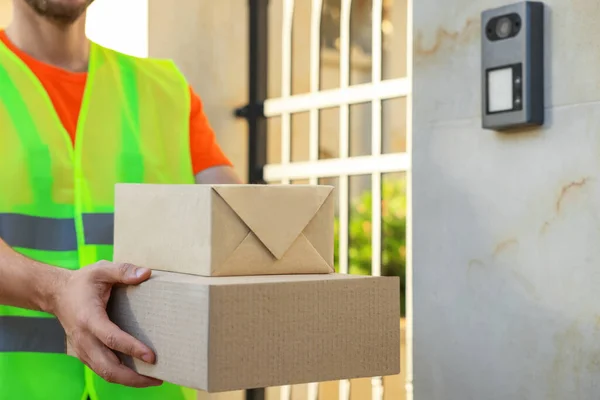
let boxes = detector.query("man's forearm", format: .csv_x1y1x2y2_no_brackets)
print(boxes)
0,238,68,314
195,165,243,184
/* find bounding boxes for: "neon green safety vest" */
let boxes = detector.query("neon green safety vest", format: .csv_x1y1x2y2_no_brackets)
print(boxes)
0,39,198,400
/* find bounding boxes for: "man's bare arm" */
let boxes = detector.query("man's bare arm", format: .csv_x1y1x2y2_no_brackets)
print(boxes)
0,238,162,388
0,238,69,312
195,165,243,184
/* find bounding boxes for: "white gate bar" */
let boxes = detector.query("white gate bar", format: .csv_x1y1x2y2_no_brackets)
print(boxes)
371,171,382,273
309,0,324,186
307,382,319,400
371,3,384,400
281,0,294,98
371,0,383,278
339,381,350,400
339,0,351,161
307,3,322,387
372,0,383,85
371,0,383,158
263,77,410,117
280,385,291,400
405,0,414,397
338,0,351,271
280,0,295,185
264,153,408,181
339,1,351,398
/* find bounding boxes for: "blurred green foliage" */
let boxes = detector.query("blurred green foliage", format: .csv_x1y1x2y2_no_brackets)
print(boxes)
334,178,406,316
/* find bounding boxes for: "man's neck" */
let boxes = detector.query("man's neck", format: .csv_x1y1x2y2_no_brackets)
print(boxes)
5,5,89,72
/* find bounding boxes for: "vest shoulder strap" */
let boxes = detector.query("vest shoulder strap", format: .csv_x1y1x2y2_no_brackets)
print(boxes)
91,41,189,91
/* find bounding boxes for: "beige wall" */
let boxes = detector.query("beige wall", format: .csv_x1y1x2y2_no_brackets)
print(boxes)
0,0,10,27
147,0,249,181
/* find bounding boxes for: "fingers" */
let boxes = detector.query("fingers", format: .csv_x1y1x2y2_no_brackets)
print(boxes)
60,260,160,388
82,335,162,388
88,312,155,364
94,261,152,285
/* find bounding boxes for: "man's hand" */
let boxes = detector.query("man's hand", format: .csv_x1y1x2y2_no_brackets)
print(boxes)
0,237,161,388
51,261,163,388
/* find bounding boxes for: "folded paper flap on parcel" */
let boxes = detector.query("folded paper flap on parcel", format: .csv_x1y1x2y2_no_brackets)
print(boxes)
212,185,334,260
112,183,336,276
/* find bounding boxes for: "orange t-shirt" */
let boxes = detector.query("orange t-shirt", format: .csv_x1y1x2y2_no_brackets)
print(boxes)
0,31,232,175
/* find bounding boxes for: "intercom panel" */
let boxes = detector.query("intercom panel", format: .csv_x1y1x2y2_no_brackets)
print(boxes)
481,1,544,130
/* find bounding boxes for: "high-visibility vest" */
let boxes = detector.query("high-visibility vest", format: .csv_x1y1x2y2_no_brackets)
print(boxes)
0,39,198,400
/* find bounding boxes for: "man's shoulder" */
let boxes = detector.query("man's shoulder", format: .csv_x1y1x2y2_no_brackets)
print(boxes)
93,42,187,86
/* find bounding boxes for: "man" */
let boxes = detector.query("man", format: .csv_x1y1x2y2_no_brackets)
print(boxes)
0,0,242,399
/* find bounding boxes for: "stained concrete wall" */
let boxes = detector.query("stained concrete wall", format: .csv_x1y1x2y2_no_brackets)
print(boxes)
413,1,600,399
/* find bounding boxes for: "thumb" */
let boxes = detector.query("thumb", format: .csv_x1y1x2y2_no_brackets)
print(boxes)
97,263,152,285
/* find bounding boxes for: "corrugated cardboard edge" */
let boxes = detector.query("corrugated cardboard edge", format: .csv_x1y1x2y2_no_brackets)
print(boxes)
68,272,400,393
205,275,401,392
108,277,212,390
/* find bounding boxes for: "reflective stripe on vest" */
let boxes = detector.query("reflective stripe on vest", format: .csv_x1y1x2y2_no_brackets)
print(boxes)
0,213,115,250
0,316,65,353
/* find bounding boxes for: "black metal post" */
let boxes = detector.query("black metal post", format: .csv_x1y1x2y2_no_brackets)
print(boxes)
235,0,268,399
235,0,269,185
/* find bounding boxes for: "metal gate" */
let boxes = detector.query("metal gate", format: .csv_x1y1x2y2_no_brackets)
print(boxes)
237,0,412,399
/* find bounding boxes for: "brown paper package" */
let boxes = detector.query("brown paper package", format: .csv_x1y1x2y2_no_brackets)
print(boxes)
113,184,335,277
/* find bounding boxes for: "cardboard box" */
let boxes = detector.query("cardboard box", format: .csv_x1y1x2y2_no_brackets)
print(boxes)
106,271,400,393
113,184,335,277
